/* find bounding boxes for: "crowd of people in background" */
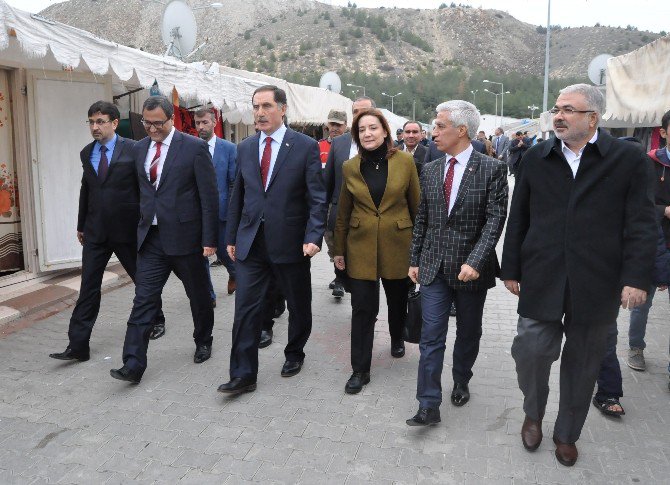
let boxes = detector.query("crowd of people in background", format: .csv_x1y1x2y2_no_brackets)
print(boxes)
48,81,670,469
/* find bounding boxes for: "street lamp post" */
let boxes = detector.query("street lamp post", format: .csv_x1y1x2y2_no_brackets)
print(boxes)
483,89,499,127
346,83,365,96
543,0,551,112
470,89,478,103
381,92,402,113
483,80,507,123
528,104,539,120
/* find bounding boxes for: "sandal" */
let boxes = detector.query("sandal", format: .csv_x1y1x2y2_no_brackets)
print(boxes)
592,396,625,416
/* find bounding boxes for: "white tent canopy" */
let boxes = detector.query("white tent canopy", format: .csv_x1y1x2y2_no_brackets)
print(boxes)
604,35,670,128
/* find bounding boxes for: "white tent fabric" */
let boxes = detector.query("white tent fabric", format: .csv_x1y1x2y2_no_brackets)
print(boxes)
216,65,353,126
379,109,408,138
604,35,670,128
0,1,261,122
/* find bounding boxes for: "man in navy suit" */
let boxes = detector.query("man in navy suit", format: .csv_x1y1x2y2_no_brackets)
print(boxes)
218,85,327,394
110,96,219,384
193,108,237,296
50,101,165,362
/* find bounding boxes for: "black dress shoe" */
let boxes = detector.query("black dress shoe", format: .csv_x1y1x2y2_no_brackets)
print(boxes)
210,259,223,267
211,298,217,309
273,300,286,318
259,329,273,349
149,322,165,340
194,345,211,363
391,339,405,358
328,278,336,290
450,382,470,406
406,407,441,426
110,365,142,384
49,347,90,362
345,372,370,394
281,360,303,377
217,377,257,394
332,282,345,298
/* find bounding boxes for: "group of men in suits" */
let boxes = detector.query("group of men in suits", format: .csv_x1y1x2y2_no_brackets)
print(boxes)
49,84,657,469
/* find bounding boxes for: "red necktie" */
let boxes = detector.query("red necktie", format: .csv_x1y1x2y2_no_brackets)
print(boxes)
98,145,109,181
149,142,162,188
260,136,272,189
444,157,457,213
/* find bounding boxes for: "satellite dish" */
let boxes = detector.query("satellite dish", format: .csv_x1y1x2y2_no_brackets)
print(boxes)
161,0,198,60
588,54,613,86
319,71,342,94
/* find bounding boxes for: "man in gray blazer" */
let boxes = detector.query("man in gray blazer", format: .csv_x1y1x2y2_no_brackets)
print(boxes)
322,96,375,298
406,100,508,426
493,127,509,162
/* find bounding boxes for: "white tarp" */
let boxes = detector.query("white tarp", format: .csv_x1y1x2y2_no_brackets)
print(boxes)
604,35,670,128
0,1,258,122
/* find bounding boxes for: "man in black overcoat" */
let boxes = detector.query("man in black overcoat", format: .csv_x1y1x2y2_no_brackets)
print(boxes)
500,84,656,467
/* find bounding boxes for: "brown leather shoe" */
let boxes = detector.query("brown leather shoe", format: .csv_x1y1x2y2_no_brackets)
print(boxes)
227,278,236,295
521,415,543,451
553,436,578,466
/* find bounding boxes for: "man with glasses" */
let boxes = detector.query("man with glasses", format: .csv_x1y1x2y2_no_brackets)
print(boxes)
110,96,218,384
50,101,166,362
402,120,427,176
501,84,656,467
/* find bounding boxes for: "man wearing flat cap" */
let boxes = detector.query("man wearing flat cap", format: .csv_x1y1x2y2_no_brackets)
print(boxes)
318,109,348,169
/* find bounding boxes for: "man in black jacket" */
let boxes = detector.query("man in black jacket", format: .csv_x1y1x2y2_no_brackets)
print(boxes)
501,84,656,467
50,101,165,362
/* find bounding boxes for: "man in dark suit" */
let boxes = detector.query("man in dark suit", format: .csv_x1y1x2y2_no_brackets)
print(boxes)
323,96,375,298
406,100,508,426
501,84,656,466
50,101,165,362
218,85,327,394
110,96,218,384
507,131,529,175
193,108,238,296
401,120,428,176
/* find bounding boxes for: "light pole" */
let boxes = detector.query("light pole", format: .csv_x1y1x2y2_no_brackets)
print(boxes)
381,92,402,113
543,0,551,112
483,80,507,123
484,89,499,127
528,104,539,120
347,83,365,96
470,89,478,103
484,88,509,127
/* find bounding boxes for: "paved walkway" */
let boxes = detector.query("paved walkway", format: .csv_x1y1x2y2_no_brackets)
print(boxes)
0,244,669,484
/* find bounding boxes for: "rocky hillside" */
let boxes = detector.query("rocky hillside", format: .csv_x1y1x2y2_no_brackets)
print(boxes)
40,0,661,80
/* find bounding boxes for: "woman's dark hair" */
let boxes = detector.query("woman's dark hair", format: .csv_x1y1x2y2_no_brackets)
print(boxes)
351,108,398,158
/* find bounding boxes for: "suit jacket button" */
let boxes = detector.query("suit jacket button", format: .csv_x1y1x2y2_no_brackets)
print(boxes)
375,212,379,217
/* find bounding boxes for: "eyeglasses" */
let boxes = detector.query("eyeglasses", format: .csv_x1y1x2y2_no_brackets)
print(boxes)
549,108,594,115
141,119,170,129
86,119,113,126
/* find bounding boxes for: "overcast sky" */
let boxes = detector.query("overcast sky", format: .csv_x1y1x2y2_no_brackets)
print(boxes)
6,0,669,33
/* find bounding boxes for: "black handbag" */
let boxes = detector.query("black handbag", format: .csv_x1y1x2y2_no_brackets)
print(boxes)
403,289,422,344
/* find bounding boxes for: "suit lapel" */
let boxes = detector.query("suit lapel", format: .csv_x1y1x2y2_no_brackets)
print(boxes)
267,129,295,190
137,138,153,188
101,136,123,183
448,152,481,219
157,131,182,191
249,133,263,190
352,156,377,210
81,142,97,179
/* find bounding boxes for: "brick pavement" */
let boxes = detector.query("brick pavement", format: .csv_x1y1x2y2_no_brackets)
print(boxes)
0,241,669,483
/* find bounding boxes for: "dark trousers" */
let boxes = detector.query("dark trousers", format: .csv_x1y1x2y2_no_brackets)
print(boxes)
416,273,488,408
68,239,164,353
122,227,213,375
230,227,312,379
512,315,610,443
215,220,236,279
349,277,407,372
261,275,285,332
595,318,623,400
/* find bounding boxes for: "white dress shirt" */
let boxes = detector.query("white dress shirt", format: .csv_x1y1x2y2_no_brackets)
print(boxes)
404,144,417,155
258,124,287,190
444,144,473,215
349,139,358,159
144,126,176,224
561,131,598,178
207,135,216,158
